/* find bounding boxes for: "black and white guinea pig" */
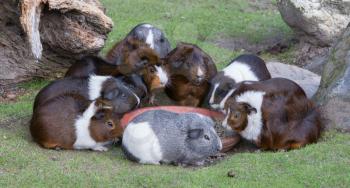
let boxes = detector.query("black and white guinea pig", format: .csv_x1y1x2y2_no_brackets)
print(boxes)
127,23,171,58
33,75,140,115
208,54,271,110
122,110,222,166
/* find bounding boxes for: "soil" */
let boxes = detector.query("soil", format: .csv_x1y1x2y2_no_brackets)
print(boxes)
0,84,27,103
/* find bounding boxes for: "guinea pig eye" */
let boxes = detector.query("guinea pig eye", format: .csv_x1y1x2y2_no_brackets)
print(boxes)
121,93,126,98
204,135,210,140
106,121,114,128
149,67,156,73
233,111,241,119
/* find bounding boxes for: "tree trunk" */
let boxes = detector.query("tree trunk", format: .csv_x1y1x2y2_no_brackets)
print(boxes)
0,0,113,86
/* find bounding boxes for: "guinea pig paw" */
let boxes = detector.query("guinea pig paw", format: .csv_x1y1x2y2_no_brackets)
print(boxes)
92,146,109,152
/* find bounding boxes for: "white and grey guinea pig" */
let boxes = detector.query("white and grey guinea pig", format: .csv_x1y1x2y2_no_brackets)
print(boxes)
127,23,171,58
208,54,271,110
121,110,222,166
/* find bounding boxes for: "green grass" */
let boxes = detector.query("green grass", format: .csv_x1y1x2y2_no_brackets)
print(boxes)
101,0,293,66
1,0,349,187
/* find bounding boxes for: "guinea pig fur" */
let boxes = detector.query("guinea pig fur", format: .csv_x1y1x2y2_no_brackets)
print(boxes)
105,37,161,75
165,42,217,107
65,56,121,78
30,94,123,151
122,110,222,166
139,61,169,104
127,23,171,58
208,54,271,110
222,78,322,150
33,75,140,115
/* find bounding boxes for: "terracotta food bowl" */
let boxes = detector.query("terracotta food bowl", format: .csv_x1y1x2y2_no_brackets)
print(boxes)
120,106,240,152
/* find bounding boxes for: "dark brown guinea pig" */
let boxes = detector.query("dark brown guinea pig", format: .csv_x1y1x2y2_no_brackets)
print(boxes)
65,56,121,78
222,78,322,150
165,42,217,106
30,94,123,151
105,37,161,75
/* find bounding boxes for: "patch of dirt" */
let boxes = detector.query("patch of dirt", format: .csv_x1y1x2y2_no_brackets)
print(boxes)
0,116,31,130
211,34,297,55
0,84,27,103
246,0,277,12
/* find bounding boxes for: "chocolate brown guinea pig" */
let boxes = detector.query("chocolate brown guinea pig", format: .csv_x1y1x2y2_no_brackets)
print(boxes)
105,37,161,75
165,43,217,106
222,78,322,150
30,94,123,151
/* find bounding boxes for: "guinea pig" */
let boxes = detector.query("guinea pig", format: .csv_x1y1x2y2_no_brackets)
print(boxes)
122,110,222,166
33,75,140,115
139,61,169,104
165,43,217,107
208,54,271,110
126,23,171,58
117,74,148,100
105,37,161,75
30,94,123,151
222,78,322,150
65,56,121,78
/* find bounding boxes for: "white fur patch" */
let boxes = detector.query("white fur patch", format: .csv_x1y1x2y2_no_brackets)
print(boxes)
73,101,108,151
122,122,163,164
219,89,235,109
222,109,233,131
146,30,155,49
209,83,219,105
142,24,153,28
223,61,259,83
197,67,204,77
88,75,111,100
155,65,168,86
235,91,265,142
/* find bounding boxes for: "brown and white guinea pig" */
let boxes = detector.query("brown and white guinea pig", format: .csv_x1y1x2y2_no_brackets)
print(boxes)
105,37,161,75
139,61,169,104
165,42,217,107
126,23,171,58
222,78,322,150
33,75,140,115
208,54,271,110
65,56,121,78
30,94,123,151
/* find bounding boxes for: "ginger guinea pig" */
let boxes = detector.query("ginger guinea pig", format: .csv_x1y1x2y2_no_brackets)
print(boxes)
222,78,322,150
106,37,161,75
30,94,123,151
208,54,271,110
165,43,217,107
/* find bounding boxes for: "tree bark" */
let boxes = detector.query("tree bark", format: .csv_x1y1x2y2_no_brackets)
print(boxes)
0,0,113,86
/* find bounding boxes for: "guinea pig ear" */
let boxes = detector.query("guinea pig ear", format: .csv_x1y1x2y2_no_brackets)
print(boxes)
187,128,204,139
241,102,257,114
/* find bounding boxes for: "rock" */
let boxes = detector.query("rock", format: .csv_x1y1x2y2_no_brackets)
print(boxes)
315,26,350,132
277,0,350,46
266,62,321,98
